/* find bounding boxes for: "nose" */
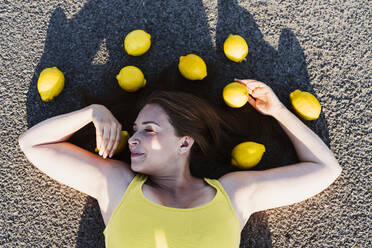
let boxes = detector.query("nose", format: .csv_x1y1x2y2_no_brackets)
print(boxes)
128,133,139,146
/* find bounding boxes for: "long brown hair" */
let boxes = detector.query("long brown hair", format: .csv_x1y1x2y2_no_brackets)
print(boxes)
135,90,237,178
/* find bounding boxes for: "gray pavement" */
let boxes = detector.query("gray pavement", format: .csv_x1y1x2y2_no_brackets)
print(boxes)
1,0,370,247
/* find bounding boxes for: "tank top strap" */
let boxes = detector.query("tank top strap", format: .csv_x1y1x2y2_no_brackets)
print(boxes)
104,173,145,232
127,173,147,194
203,177,237,217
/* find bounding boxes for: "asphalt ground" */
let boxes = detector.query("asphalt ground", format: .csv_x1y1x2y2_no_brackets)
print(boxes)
1,0,370,247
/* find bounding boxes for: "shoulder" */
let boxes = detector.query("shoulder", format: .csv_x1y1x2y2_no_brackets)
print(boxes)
106,160,136,185
218,172,257,214
217,172,257,230
97,160,136,209
218,171,256,195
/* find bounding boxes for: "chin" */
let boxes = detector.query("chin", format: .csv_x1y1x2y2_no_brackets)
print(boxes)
130,161,145,172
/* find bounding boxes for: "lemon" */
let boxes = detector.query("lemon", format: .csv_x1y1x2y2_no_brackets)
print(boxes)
222,82,249,108
223,34,248,62
116,66,147,92
124,30,151,56
37,67,65,102
231,141,266,169
95,131,130,155
178,54,207,80
290,89,321,120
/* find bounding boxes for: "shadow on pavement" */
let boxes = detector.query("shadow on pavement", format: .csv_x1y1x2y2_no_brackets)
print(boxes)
25,0,330,247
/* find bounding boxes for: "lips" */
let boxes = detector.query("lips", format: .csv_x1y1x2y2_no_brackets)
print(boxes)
131,152,144,157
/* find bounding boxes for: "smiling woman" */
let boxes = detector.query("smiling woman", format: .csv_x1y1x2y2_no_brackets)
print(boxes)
19,62,341,248
130,89,236,178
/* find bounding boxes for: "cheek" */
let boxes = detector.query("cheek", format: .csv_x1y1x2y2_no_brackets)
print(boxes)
147,134,172,151
149,137,162,150
142,133,179,154
151,137,178,155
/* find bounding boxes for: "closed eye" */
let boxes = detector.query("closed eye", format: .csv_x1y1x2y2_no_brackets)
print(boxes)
145,129,155,133
132,128,155,133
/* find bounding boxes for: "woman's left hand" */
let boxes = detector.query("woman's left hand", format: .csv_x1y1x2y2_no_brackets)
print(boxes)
234,78,286,117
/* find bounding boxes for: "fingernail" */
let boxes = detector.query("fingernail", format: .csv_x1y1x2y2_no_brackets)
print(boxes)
99,150,102,156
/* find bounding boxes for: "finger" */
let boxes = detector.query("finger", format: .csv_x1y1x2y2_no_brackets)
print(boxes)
235,81,254,94
235,79,267,89
234,79,266,95
246,83,268,93
238,83,254,95
247,95,256,107
251,87,268,98
96,125,103,155
101,125,110,157
105,123,117,158
110,128,121,158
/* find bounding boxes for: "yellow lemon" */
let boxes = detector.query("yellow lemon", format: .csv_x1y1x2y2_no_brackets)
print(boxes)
37,67,65,102
290,89,321,120
116,66,147,92
95,131,130,155
222,82,249,108
124,30,151,56
223,34,248,62
231,141,266,169
178,54,207,80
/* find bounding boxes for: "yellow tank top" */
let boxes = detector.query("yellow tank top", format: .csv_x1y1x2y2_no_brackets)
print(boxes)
103,173,241,248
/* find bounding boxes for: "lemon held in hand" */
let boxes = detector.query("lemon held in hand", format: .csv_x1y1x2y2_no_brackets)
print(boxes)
290,89,321,120
223,34,248,62
116,66,147,92
178,54,207,80
124,29,151,56
231,142,266,169
37,67,65,102
222,82,249,108
95,131,130,155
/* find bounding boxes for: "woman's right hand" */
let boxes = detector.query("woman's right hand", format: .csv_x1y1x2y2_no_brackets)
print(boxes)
90,104,122,159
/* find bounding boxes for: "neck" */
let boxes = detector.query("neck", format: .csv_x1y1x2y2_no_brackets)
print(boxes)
146,173,204,197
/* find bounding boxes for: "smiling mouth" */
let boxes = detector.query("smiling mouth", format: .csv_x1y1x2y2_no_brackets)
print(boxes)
131,153,144,158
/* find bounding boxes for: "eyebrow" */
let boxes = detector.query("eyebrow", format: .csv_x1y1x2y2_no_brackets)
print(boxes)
133,121,160,127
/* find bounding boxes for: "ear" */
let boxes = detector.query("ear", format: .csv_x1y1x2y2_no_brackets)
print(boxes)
178,136,195,155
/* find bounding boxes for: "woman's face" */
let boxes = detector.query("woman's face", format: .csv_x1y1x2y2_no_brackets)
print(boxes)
128,104,184,174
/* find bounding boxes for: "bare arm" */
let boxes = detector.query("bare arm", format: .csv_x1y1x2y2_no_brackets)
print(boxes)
19,104,122,158
221,79,342,215
273,107,340,171
19,105,93,148
18,104,129,200
235,78,341,172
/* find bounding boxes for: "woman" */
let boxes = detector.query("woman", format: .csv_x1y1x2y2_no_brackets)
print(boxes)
18,79,342,247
